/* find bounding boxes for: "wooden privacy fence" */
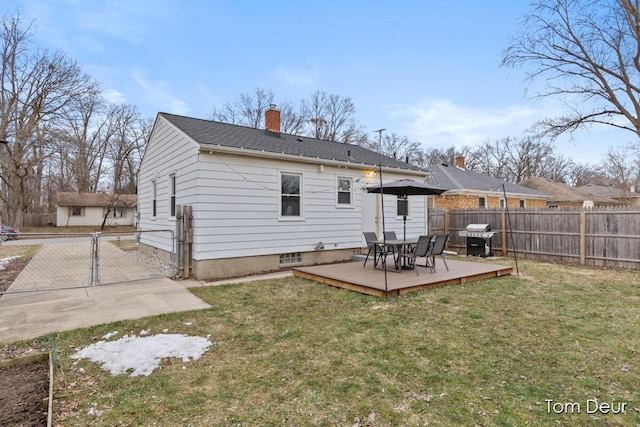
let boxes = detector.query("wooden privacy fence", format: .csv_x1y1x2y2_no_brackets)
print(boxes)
429,207,640,270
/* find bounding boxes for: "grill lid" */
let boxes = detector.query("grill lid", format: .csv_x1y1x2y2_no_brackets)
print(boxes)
465,223,491,232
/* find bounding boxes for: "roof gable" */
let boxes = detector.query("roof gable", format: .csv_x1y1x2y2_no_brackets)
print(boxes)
426,164,548,197
158,113,422,172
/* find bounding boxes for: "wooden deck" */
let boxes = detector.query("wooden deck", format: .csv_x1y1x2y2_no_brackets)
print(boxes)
293,258,513,297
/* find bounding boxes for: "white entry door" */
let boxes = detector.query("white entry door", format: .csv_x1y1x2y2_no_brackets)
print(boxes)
361,190,378,245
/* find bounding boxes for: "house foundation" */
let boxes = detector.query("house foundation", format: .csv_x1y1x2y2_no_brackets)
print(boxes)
193,248,355,281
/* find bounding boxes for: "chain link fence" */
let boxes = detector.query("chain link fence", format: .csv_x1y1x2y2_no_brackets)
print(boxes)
0,230,176,294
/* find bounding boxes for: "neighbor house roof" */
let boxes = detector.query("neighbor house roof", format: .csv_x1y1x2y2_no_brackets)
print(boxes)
425,163,549,198
158,112,423,173
519,177,623,205
577,184,640,200
57,192,137,207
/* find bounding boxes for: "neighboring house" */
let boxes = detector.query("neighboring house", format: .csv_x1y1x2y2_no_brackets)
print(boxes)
520,177,624,208
138,107,430,280
577,184,640,207
425,157,549,210
56,192,137,227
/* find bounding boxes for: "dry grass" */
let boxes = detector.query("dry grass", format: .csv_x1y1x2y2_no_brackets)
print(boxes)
5,259,640,426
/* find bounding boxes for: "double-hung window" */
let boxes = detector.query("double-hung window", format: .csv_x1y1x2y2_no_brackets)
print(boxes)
281,172,302,217
337,177,353,206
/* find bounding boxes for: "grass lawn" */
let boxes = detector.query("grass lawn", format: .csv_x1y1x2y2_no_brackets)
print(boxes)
3,259,640,426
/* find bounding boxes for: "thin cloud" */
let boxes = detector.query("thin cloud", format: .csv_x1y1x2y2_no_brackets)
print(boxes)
271,65,321,88
132,70,189,115
102,88,127,104
392,98,543,148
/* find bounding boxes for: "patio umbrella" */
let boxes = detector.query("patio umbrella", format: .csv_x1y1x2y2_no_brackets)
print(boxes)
366,179,447,241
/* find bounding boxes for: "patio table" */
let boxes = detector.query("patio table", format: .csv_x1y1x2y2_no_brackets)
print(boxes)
371,238,418,272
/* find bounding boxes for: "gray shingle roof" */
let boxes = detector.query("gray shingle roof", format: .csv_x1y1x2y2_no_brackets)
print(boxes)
577,184,640,199
160,113,422,171
426,164,548,197
520,177,624,204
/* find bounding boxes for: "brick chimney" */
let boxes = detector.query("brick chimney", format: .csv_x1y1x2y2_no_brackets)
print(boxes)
455,155,465,169
265,104,280,133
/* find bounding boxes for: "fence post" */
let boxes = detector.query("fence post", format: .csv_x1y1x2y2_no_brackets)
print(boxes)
501,210,507,256
175,205,193,279
580,210,586,265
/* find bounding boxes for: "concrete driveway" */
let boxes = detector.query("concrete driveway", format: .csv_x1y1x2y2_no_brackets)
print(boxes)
0,278,211,344
0,237,211,344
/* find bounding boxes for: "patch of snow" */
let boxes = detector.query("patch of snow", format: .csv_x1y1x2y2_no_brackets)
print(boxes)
71,333,212,377
139,329,150,336
101,331,118,340
0,255,20,270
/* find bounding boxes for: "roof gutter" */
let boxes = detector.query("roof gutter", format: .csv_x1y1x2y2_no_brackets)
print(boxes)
199,144,428,177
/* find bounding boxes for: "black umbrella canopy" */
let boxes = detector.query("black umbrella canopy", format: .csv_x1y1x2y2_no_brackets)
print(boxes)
366,179,447,197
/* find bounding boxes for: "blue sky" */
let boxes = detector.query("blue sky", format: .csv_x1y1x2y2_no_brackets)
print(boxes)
4,0,633,163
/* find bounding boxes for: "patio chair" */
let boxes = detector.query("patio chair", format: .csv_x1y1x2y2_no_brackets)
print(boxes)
400,235,434,275
382,231,399,261
430,234,450,272
363,232,384,267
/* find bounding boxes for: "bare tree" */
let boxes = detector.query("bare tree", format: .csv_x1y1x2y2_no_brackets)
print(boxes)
0,12,97,224
106,104,150,194
378,132,421,162
565,162,607,186
601,145,640,189
54,89,112,192
301,90,365,143
210,87,275,129
502,0,640,142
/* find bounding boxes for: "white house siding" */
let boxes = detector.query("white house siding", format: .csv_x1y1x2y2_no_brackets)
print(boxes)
377,193,428,240
137,116,200,252
56,206,135,227
191,152,419,261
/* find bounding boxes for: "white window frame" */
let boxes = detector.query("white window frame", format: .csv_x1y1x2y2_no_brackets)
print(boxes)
279,171,304,220
478,196,487,209
169,173,176,218
70,206,84,217
519,199,526,208
107,207,126,218
499,198,506,209
336,176,354,207
151,180,157,218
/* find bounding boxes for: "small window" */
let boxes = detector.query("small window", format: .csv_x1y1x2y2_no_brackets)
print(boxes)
152,180,157,217
279,252,302,265
108,207,125,218
71,206,83,217
337,177,352,205
281,173,302,217
170,174,176,217
499,198,505,209
478,197,487,209
519,199,526,208
397,196,409,217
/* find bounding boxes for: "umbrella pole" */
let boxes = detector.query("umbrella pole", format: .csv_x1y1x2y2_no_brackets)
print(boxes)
403,215,407,241
379,164,388,297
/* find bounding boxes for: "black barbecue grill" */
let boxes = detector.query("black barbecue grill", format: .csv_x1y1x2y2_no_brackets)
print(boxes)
458,224,495,257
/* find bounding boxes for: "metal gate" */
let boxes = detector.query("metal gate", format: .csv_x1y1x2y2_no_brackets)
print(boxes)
0,230,176,294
